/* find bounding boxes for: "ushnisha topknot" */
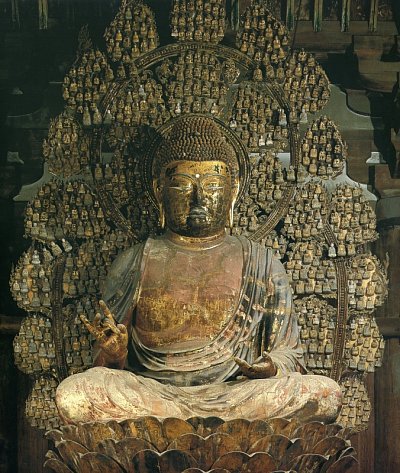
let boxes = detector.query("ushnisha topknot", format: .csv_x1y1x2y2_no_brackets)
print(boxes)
153,115,239,177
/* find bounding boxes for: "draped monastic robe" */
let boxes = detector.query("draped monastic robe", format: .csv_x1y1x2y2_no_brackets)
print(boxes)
56,236,342,423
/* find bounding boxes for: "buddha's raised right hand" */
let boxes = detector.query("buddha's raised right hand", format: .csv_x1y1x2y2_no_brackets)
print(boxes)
80,300,128,362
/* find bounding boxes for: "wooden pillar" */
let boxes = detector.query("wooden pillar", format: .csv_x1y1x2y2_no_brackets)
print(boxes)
369,0,379,32
230,0,240,31
373,225,400,472
0,335,18,472
341,0,351,32
351,374,375,473
313,0,323,32
17,372,49,473
286,0,295,31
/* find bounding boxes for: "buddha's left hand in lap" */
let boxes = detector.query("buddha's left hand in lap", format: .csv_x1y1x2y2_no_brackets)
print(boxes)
235,352,277,379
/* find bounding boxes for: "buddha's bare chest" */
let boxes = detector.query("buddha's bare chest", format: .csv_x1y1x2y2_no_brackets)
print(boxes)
134,239,243,350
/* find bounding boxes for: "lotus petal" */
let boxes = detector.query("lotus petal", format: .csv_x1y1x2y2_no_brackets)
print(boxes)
336,427,353,440
56,440,89,471
77,452,124,472
339,446,356,458
312,437,349,457
78,422,117,451
56,425,80,443
187,417,225,437
105,419,126,440
294,422,334,449
247,420,273,447
248,434,292,459
267,418,291,435
215,419,250,451
43,457,75,473
322,424,342,438
279,438,307,468
46,429,64,443
97,437,156,472
288,453,328,472
270,418,300,438
324,455,358,473
45,450,62,461
120,416,165,451
162,418,195,444
132,449,197,473
212,451,277,473
168,432,243,470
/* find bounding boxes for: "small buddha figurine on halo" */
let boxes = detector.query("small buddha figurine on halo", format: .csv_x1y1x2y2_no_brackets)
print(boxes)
56,115,342,424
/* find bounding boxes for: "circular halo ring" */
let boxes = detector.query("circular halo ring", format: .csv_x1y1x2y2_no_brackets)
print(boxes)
142,113,250,210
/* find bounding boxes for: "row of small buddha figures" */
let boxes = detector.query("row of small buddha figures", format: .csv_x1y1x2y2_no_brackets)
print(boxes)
60,235,132,298
62,51,111,107
347,257,386,311
338,377,371,427
92,162,162,233
25,200,109,241
329,202,377,246
283,70,328,101
14,316,56,375
295,298,383,373
300,117,345,178
10,250,53,312
171,0,226,42
284,54,329,119
25,376,59,429
43,118,90,177
63,308,94,374
345,317,384,372
282,184,328,240
238,4,289,57
14,298,98,376
238,32,288,64
230,86,289,150
11,229,132,311
283,243,384,305
104,3,158,63
108,82,225,127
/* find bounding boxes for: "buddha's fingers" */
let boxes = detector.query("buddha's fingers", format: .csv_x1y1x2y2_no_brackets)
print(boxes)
99,300,115,322
117,324,128,334
102,320,120,334
93,313,102,328
79,313,107,343
234,357,253,371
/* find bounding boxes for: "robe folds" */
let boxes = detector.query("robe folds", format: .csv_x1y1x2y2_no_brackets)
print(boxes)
56,236,342,423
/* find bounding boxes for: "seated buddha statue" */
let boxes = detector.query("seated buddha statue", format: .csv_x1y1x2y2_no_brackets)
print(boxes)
56,115,342,424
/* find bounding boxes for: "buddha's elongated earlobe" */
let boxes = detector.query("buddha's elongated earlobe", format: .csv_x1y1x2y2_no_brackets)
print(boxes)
229,203,234,228
229,196,237,228
159,204,165,230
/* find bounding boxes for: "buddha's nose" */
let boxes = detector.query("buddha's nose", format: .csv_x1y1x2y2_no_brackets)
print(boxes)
192,183,205,206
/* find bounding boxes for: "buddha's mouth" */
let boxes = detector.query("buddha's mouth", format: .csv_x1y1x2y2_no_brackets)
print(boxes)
187,207,209,225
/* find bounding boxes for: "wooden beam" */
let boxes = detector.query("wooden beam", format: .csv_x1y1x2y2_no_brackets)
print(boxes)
0,315,23,335
377,317,400,338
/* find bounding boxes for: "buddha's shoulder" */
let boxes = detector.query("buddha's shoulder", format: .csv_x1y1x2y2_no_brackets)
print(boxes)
108,242,146,275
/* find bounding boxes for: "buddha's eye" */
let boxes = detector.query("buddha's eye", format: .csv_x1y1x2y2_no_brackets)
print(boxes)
169,181,192,192
204,184,223,191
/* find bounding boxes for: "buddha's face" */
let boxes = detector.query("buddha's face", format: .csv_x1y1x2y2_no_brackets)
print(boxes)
157,160,236,238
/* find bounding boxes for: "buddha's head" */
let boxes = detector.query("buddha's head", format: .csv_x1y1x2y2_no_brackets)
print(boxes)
153,116,240,238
